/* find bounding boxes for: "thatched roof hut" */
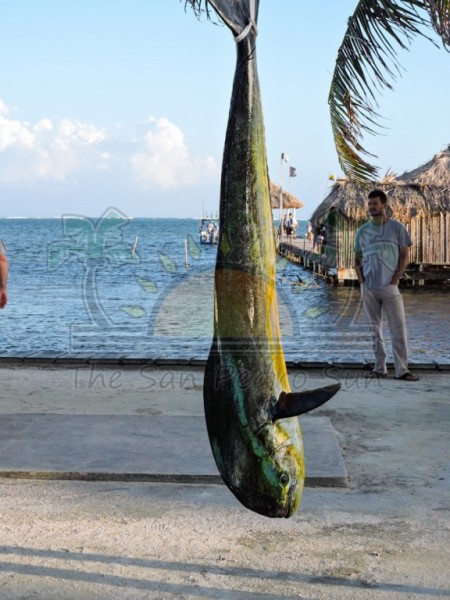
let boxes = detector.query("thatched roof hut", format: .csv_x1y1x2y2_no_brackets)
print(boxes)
311,145,450,224
270,181,303,210
310,146,450,270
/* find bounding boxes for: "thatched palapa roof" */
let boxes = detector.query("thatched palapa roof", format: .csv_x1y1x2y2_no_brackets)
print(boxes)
269,181,303,210
311,146,450,224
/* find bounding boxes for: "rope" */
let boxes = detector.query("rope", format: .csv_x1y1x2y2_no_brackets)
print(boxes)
234,0,258,43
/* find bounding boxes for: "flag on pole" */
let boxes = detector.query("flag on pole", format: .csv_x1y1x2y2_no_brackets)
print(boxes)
329,173,336,181
289,167,297,178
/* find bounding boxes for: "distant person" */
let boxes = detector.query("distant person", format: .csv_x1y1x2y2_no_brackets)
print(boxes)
319,223,327,251
306,222,313,242
292,215,298,238
0,240,8,309
282,214,289,239
210,222,218,243
285,213,294,240
354,189,418,381
313,224,324,252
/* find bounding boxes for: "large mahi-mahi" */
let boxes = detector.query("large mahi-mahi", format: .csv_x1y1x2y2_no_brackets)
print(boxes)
186,0,341,518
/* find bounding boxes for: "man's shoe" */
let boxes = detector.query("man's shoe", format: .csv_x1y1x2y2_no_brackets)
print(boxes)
365,371,388,379
394,372,419,381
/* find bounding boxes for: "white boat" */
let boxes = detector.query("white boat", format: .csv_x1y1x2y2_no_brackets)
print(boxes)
199,217,219,245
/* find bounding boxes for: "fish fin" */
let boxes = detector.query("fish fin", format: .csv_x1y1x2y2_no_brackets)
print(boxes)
271,383,341,421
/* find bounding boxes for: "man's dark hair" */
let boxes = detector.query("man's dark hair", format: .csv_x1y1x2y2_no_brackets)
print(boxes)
368,189,387,204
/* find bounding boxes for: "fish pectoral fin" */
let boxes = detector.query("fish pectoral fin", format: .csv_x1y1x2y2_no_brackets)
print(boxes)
271,383,341,421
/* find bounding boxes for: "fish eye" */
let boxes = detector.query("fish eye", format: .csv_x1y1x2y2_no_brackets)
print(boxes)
279,473,289,486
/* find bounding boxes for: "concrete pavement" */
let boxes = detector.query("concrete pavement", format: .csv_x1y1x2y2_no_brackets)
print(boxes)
0,363,449,599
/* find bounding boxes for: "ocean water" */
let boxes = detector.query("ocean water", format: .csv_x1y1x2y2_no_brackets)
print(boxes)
0,215,449,364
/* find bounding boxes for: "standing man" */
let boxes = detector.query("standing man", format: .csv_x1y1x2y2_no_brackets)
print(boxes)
285,213,294,241
354,189,418,381
0,240,7,309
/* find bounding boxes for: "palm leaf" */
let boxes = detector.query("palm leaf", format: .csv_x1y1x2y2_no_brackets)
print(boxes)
183,0,213,19
183,0,225,26
183,0,259,34
329,0,450,185
427,0,450,42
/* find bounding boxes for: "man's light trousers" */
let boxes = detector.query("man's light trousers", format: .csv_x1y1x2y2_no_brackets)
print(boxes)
361,284,409,378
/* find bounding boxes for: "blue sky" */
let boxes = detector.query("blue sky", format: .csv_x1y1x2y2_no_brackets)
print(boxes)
0,0,448,218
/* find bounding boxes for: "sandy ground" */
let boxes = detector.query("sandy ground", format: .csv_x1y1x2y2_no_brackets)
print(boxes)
0,364,449,599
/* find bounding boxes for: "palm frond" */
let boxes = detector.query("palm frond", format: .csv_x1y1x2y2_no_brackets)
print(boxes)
183,0,257,34
427,0,450,43
183,0,212,20
329,0,450,185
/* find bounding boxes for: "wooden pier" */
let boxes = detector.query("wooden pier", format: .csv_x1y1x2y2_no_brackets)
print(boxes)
278,236,450,286
277,236,350,285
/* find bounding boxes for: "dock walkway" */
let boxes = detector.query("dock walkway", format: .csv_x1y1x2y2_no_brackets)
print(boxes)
277,235,348,284
277,235,450,286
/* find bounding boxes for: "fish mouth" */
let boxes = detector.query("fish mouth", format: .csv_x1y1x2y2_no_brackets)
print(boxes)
236,479,298,519
285,484,298,517
281,481,298,518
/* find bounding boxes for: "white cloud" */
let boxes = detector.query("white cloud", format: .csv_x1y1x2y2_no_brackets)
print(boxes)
0,115,35,151
130,117,217,190
0,99,11,116
0,103,217,194
0,107,107,183
56,118,106,147
0,100,36,152
34,119,53,132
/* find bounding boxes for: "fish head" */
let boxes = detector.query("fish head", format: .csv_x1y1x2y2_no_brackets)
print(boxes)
232,421,304,518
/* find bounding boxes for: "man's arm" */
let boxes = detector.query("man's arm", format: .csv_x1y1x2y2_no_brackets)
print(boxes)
0,254,8,309
390,246,410,285
354,250,365,284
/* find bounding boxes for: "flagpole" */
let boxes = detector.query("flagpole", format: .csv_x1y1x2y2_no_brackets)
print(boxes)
279,154,284,234
322,172,336,200
289,166,297,219
289,173,293,220
280,153,289,240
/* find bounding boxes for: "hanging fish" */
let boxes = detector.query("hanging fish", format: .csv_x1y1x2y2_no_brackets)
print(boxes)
185,0,340,518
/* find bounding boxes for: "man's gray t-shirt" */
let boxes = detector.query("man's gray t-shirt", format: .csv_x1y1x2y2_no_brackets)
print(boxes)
354,219,412,289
